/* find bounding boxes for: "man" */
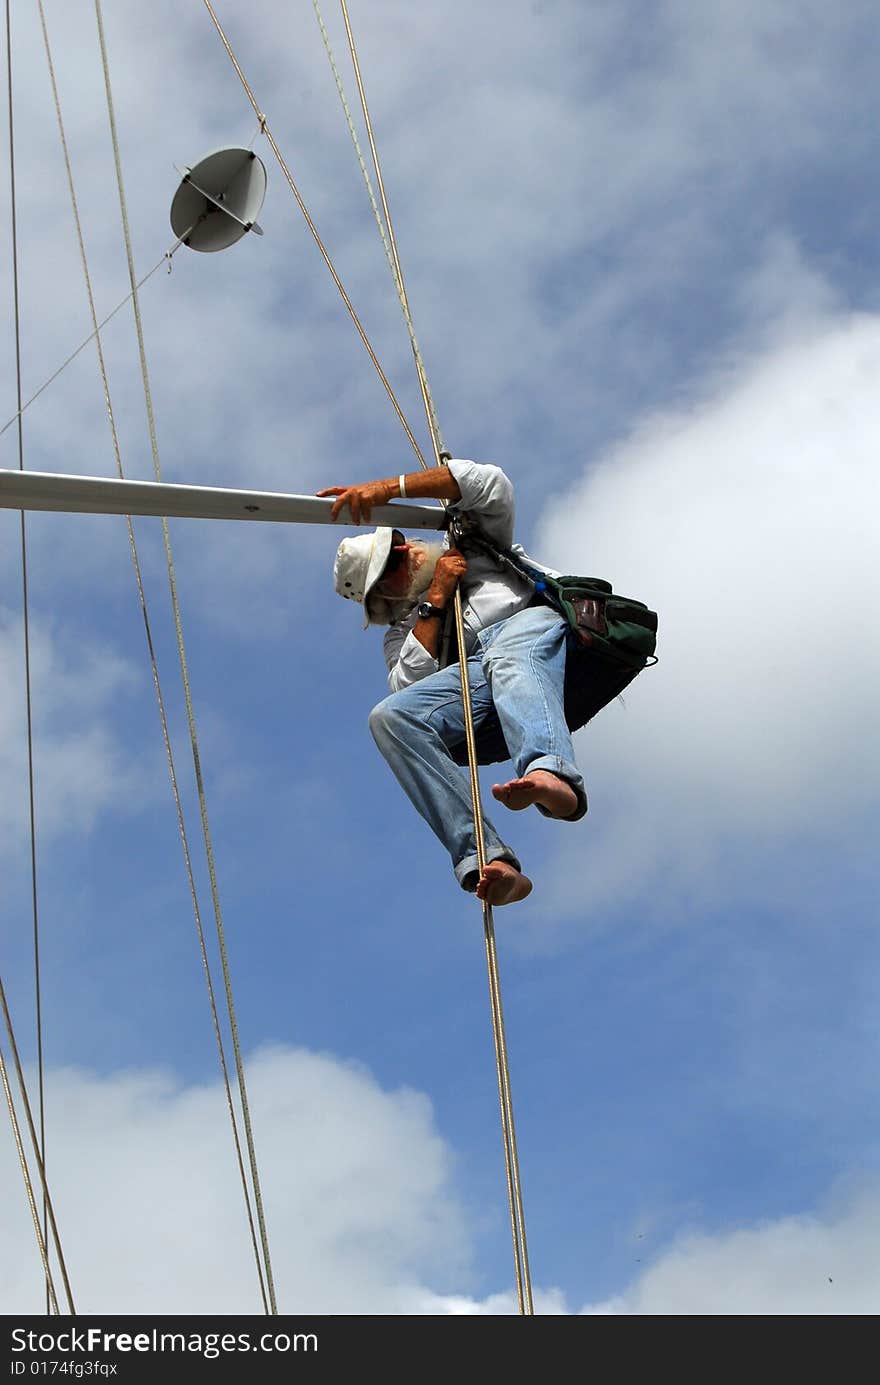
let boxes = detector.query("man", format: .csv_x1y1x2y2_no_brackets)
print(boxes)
318,458,587,908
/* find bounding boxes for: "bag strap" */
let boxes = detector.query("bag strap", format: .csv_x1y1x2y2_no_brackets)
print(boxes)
449,514,612,607
448,512,533,580
451,512,567,593
447,513,658,670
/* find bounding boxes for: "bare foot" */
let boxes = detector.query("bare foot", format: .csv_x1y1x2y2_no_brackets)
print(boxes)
475,860,533,906
491,770,578,819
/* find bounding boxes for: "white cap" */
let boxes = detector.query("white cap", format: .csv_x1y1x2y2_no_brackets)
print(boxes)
333,527,395,628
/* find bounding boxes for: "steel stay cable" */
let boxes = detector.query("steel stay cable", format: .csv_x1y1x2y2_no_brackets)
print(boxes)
0,1038,59,1315
35,0,270,1313
0,974,74,1314
199,0,427,470
92,0,275,1312
6,0,51,1309
32,0,270,1315
0,248,181,445
330,3,533,1313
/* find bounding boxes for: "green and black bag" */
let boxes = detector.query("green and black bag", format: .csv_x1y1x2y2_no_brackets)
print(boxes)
534,573,658,670
447,518,659,766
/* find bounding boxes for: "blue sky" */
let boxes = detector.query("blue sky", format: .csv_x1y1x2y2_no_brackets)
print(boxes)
1,0,879,1314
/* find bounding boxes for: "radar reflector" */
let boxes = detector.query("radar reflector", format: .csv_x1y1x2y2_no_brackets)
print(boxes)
170,147,267,252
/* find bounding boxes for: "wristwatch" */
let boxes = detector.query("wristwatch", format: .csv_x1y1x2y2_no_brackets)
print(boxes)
416,600,445,621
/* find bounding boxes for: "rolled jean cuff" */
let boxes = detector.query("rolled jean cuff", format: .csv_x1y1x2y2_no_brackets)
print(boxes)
524,755,588,821
456,846,522,893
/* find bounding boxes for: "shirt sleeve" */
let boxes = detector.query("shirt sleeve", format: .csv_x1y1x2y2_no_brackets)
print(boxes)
446,458,516,549
383,621,439,691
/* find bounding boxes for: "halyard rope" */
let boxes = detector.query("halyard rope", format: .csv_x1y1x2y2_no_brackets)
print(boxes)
200,0,429,470
312,0,444,455
316,0,534,1313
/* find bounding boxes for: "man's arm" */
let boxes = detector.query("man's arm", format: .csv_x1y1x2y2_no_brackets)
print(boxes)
317,466,461,524
410,548,467,658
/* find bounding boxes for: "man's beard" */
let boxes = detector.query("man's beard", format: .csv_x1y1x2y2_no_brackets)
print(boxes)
366,541,446,625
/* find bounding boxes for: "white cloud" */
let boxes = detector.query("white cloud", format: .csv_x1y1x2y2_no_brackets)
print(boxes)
0,1048,578,1318
585,1181,880,1314
2,1047,473,1314
529,311,880,921
411,1286,571,1316
0,610,152,850
5,1044,575,1317
6,1048,877,1315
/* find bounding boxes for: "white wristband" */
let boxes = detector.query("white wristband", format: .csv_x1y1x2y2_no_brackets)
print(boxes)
398,474,407,499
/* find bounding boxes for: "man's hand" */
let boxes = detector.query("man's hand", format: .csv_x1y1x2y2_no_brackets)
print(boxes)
426,548,467,604
412,548,467,658
317,466,462,522
316,480,395,523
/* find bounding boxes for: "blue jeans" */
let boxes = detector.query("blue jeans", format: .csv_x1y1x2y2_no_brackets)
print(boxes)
368,605,587,891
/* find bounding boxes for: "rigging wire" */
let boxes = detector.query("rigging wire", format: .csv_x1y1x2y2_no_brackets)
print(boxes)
200,0,428,469
3,0,537,1319
0,1037,59,1315
90,0,277,1313
320,0,534,1312
335,0,445,462
0,974,75,1314
6,0,50,1312
0,248,180,445
310,0,443,455
36,0,275,1314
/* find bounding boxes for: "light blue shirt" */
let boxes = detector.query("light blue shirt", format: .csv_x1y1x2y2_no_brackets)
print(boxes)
382,458,556,691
